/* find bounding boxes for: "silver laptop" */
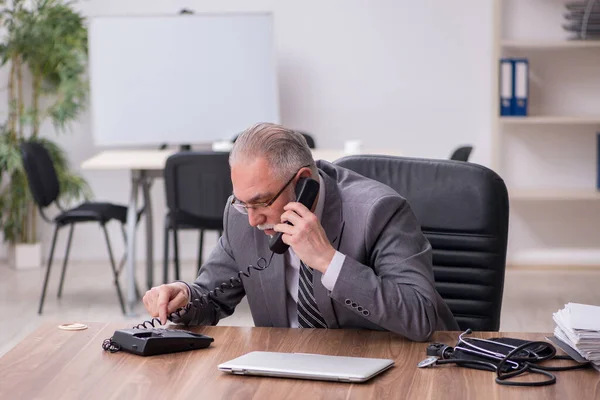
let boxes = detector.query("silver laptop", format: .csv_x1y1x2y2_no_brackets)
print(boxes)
218,351,394,383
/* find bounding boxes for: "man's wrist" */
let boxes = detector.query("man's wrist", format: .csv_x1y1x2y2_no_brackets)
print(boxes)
315,247,336,273
173,281,191,302
321,251,346,291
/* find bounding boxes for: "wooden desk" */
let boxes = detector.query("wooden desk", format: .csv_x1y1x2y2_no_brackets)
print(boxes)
0,323,597,399
81,148,404,316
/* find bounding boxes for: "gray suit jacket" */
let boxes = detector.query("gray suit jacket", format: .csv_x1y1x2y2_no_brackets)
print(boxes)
175,161,459,341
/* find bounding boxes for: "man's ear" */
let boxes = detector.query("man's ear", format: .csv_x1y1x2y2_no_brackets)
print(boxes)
298,167,313,179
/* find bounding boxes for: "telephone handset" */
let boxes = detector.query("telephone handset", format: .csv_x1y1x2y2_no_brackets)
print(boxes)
103,176,319,356
269,177,320,254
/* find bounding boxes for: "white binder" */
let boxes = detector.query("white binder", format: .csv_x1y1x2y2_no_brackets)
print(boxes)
499,58,513,116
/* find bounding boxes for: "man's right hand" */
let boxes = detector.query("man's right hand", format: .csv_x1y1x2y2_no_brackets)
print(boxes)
142,282,190,325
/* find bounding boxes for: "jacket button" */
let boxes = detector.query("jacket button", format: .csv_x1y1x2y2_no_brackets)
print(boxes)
345,299,352,305
357,306,363,312
351,302,358,308
362,310,370,316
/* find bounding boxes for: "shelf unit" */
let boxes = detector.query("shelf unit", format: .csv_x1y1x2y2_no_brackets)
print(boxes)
501,40,600,49
509,248,600,268
509,188,600,201
500,116,600,125
494,0,600,268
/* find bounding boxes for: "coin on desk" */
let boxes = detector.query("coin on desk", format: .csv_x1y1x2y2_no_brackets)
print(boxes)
58,323,88,331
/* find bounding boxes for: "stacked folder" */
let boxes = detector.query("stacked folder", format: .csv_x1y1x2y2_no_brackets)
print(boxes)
552,302,600,371
564,2,600,40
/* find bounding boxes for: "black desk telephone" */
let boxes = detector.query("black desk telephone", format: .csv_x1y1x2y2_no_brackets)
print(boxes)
103,177,320,356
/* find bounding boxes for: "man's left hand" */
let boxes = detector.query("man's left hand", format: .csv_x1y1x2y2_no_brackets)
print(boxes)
274,202,336,273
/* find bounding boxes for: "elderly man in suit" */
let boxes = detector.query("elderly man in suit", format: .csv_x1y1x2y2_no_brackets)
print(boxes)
143,123,458,341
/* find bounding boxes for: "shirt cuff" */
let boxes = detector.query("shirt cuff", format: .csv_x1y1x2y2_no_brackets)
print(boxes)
321,251,346,291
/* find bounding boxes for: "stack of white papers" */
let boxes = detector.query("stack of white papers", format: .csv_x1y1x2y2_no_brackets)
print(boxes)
553,302,600,371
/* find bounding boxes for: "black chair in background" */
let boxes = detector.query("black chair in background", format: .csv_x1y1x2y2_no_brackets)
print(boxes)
450,145,473,162
20,141,141,315
335,155,509,331
163,151,233,283
232,130,316,149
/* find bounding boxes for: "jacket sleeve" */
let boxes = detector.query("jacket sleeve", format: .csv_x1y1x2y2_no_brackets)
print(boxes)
171,199,246,326
328,194,442,341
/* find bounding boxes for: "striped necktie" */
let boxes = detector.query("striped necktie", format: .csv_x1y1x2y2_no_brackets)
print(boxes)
297,261,327,328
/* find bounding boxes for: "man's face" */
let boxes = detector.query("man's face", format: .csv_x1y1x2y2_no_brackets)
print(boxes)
231,157,298,236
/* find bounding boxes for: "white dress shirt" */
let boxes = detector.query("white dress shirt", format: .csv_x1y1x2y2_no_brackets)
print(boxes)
284,173,346,328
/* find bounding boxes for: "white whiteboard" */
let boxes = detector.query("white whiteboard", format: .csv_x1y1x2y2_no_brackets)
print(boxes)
88,13,279,147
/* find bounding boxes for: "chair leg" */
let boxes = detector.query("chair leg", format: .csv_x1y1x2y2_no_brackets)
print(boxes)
39,225,61,314
117,225,128,276
197,229,204,276
57,224,75,298
163,224,170,284
101,224,126,314
173,228,180,281
119,224,142,299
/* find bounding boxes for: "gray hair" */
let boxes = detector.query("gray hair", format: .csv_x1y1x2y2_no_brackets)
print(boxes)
229,122,317,181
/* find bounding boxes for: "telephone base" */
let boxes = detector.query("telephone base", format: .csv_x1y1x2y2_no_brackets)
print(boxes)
110,328,214,356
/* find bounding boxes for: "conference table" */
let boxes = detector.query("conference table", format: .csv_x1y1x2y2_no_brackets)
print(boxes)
0,323,597,399
81,148,403,316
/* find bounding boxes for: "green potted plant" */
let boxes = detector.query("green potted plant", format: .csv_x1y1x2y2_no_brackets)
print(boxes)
0,0,91,269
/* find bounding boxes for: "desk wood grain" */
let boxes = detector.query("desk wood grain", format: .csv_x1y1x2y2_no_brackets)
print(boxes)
0,323,598,399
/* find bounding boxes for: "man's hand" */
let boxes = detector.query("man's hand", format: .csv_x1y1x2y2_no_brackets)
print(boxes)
142,282,190,324
274,202,336,273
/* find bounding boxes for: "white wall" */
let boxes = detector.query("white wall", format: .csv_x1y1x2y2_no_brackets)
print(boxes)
0,0,495,263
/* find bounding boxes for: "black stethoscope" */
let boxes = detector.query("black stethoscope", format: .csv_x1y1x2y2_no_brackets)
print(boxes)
419,329,590,387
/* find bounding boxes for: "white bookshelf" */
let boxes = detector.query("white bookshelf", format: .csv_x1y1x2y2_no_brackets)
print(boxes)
510,188,600,201
509,248,600,268
500,116,600,125
494,0,600,268
502,40,600,49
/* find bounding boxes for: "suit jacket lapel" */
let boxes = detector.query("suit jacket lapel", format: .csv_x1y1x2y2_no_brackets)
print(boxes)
312,171,345,329
255,232,290,327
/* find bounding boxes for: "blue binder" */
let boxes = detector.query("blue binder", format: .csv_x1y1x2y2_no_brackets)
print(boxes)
499,58,514,116
512,58,529,116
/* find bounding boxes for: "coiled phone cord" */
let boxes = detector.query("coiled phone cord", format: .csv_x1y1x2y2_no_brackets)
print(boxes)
133,252,274,329
102,252,275,352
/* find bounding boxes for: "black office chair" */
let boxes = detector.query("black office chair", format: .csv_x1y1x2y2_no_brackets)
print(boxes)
450,145,473,162
20,141,142,315
163,151,233,282
335,155,509,331
232,130,316,149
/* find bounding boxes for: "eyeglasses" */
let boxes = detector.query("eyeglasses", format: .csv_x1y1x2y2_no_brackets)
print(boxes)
231,165,309,215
